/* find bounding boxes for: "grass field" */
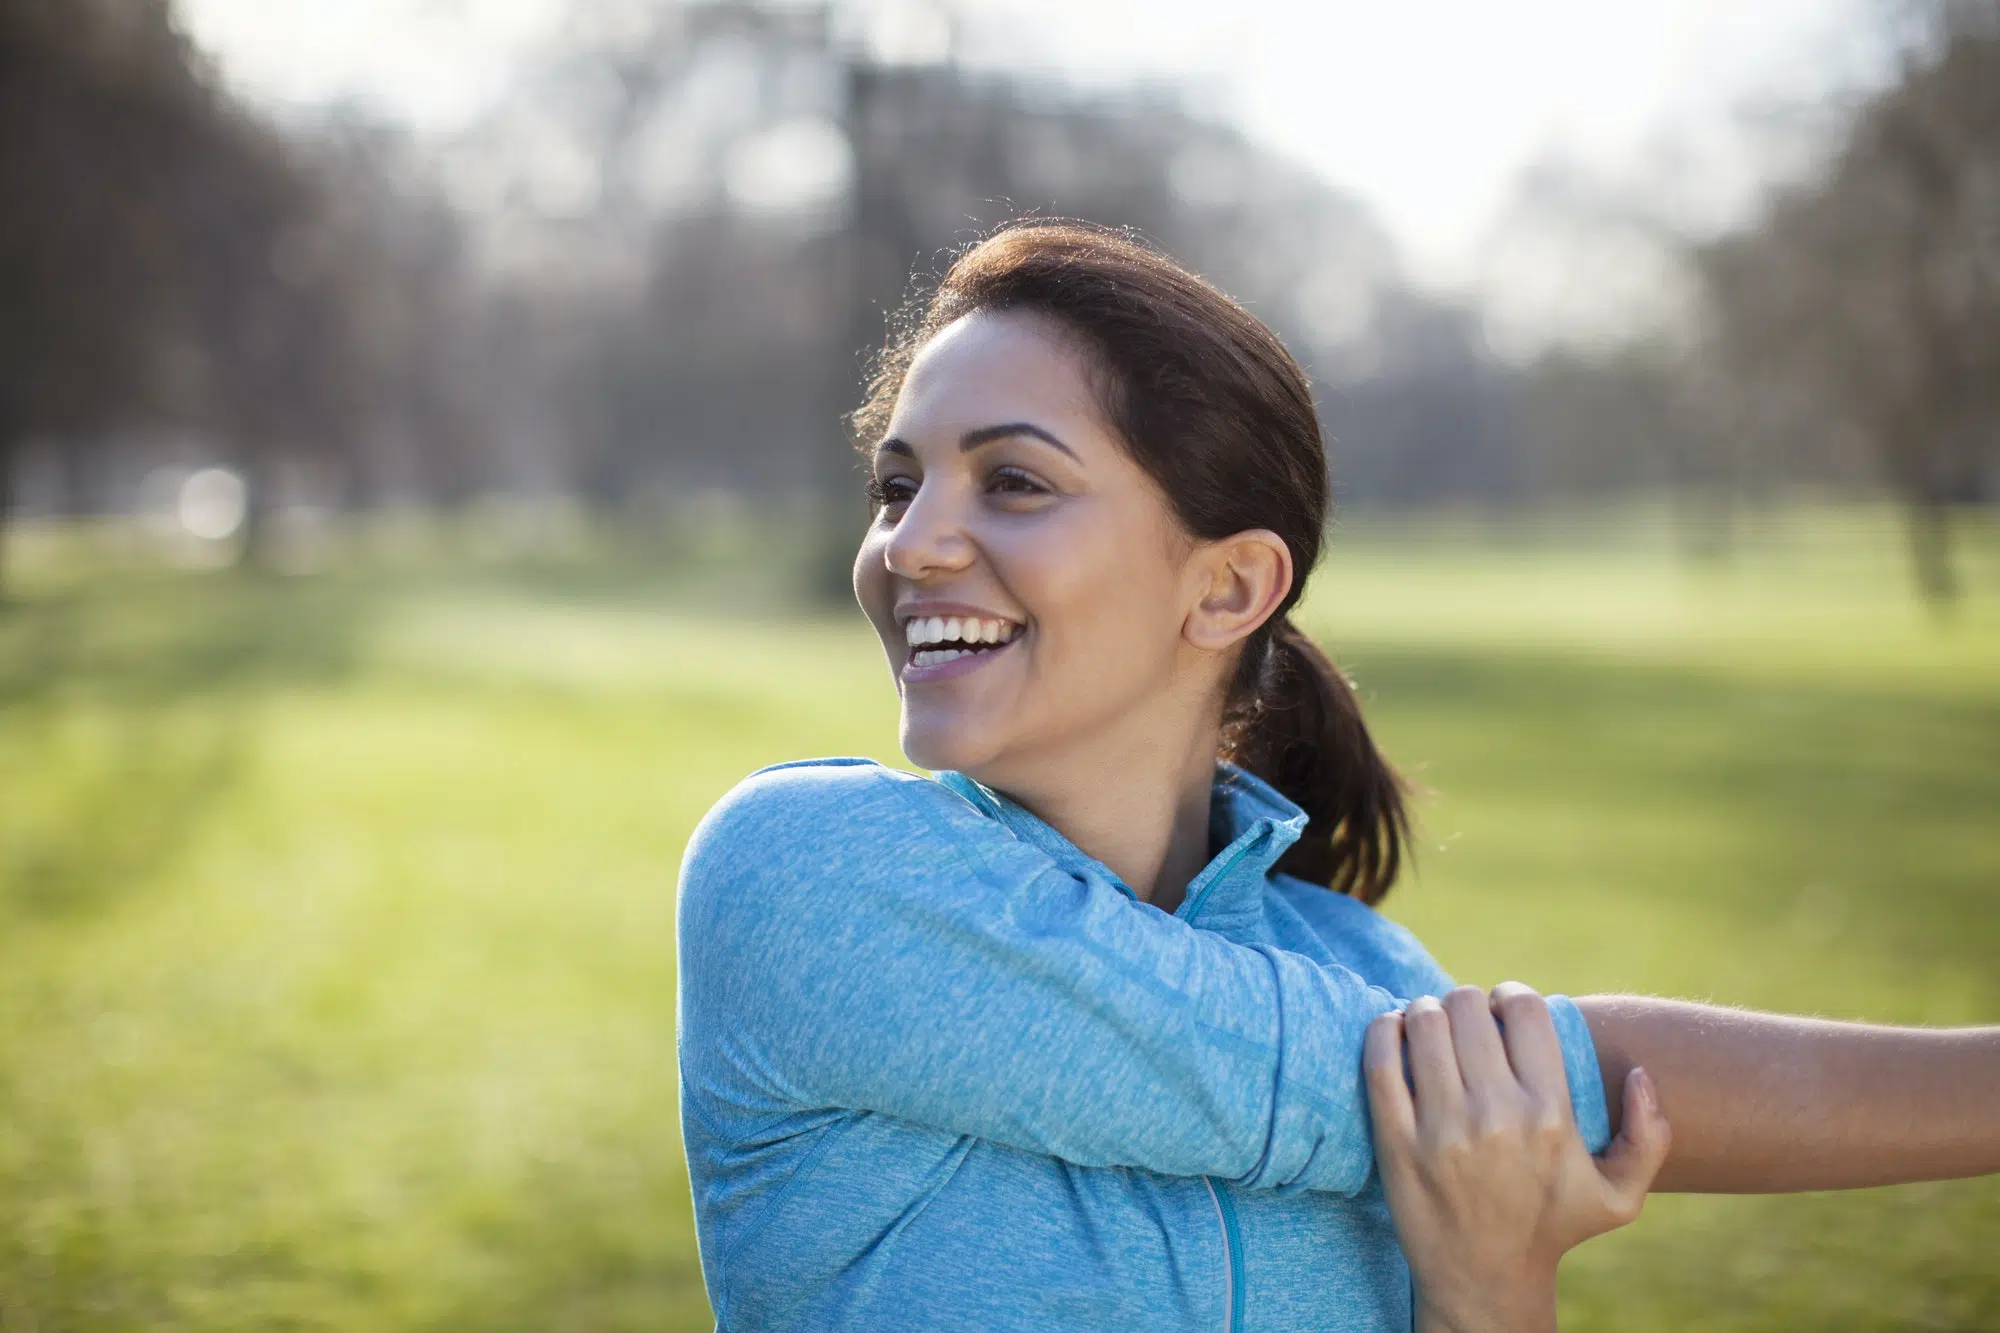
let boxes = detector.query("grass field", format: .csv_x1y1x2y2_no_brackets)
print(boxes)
1,506,1996,1331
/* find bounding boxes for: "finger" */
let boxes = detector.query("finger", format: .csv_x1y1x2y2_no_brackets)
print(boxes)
1401,995,1466,1122
1443,984,1515,1096
1364,1011,1416,1147
1596,1066,1673,1224
1489,982,1574,1128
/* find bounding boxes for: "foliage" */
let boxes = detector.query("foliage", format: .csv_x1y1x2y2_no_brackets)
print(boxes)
0,0,484,580
0,0,1538,596
1692,4,2000,602
0,506,1994,1330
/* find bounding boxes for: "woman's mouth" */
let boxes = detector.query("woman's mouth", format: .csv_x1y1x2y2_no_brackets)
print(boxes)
901,614,1022,682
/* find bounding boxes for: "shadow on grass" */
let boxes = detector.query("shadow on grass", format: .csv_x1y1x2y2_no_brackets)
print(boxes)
0,571,377,921
1345,644,2000,992
0,570,372,709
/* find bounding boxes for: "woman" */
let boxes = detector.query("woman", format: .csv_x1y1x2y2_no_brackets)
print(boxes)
676,220,1998,1331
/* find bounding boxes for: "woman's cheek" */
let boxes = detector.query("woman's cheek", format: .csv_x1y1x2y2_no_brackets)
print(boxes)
851,529,896,643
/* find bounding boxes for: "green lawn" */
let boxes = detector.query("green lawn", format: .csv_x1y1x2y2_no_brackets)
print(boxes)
1,507,1996,1331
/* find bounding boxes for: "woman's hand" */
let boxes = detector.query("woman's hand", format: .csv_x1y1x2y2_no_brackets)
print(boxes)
1365,984,1672,1333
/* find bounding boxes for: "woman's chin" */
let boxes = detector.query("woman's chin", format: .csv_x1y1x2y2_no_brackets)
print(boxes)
900,716,1003,775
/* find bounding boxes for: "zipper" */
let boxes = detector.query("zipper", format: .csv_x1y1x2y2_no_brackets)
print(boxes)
1190,831,1257,1331
1177,835,1257,924
1202,1176,1245,1332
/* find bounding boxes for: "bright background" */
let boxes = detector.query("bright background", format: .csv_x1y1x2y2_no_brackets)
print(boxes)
3,1,1998,1329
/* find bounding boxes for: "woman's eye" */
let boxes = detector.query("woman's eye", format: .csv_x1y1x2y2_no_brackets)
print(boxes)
866,475,917,510
987,467,1048,497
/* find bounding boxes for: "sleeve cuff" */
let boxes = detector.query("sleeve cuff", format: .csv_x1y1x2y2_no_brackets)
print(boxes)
1546,993,1612,1154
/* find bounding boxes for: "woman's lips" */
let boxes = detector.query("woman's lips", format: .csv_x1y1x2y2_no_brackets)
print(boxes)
901,633,1020,685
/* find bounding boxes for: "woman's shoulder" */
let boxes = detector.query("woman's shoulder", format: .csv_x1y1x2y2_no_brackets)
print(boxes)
699,755,974,824
693,757,919,845
712,755,910,806
681,757,1002,886
1268,874,1456,999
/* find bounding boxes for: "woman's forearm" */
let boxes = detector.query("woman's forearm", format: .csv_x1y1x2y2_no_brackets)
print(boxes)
1575,995,2000,1193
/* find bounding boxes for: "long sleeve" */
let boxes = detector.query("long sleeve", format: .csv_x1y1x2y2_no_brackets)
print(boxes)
1272,878,1612,1154
677,760,1596,1197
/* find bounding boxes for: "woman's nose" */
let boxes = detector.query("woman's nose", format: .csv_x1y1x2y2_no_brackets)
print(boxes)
882,484,974,581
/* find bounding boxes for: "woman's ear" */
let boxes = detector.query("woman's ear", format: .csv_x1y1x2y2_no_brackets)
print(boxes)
1183,529,1293,652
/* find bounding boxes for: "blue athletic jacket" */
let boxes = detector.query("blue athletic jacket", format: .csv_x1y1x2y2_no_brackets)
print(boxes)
676,758,1610,1331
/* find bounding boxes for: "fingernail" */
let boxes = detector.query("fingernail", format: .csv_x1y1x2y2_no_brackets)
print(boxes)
1633,1066,1657,1112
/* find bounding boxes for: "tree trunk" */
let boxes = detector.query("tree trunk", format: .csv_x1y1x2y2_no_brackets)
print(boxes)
1906,495,1960,613
1672,481,1737,567
1886,409,1962,615
235,459,267,569
811,60,922,606
0,430,14,606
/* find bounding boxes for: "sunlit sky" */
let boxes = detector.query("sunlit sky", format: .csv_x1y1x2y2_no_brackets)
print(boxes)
177,0,1885,292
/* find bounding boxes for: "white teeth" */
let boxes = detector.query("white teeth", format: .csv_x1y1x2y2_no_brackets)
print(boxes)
903,613,1022,652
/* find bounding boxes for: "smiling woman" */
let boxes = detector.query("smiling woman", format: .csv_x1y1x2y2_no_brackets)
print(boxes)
673,220,2000,1333
850,233,1405,909
854,307,1296,890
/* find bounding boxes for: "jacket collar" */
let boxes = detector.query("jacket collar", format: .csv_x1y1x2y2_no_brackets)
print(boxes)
932,762,1308,929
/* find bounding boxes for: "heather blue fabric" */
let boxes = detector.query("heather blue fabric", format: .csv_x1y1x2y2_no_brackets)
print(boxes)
676,757,1611,1332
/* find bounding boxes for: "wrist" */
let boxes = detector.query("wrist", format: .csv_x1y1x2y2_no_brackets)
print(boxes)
1414,1268,1559,1333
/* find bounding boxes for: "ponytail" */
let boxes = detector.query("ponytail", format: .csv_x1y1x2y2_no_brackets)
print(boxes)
1224,617,1410,904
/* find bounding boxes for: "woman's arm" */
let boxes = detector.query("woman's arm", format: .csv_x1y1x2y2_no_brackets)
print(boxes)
677,761,1611,1196
1372,990,2000,1331
1365,986,1672,1333
681,761,1397,1193
1575,996,2000,1192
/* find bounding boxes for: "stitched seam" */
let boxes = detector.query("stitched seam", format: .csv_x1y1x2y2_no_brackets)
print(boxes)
677,1060,735,1142
875,1134,977,1248
715,1113,857,1320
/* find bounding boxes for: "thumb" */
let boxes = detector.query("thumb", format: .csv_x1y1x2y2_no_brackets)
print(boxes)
1595,1066,1672,1225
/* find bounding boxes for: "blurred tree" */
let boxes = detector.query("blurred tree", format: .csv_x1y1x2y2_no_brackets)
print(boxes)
171,108,364,557
1695,2,2000,605
0,0,204,591
187,120,490,530
0,0,486,587
457,0,1508,595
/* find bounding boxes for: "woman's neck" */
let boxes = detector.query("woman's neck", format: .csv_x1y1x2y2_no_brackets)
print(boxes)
984,708,1224,913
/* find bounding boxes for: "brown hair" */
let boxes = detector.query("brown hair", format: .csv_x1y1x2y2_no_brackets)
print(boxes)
851,220,1410,903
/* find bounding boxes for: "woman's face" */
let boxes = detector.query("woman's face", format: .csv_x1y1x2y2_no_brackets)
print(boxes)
853,309,1211,782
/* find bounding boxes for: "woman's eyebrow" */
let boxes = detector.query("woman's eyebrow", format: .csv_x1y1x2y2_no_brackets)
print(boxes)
961,423,1079,459
874,423,1080,462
